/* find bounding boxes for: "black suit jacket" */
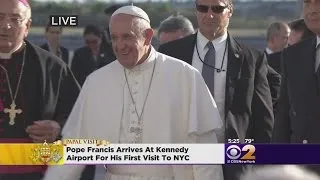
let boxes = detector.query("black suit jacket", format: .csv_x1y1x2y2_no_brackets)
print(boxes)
40,43,69,64
264,52,282,113
71,46,115,86
158,33,274,180
273,36,320,174
273,36,320,143
266,51,281,74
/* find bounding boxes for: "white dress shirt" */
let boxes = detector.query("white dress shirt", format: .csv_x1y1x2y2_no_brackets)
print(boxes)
192,31,228,143
265,47,274,55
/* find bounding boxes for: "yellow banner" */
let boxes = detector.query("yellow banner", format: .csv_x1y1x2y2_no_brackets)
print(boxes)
0,142,64,165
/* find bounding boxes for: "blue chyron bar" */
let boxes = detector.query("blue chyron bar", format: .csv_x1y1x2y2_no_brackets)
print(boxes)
225,144,320,164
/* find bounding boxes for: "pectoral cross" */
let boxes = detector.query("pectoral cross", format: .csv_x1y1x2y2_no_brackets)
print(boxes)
4,102,22,125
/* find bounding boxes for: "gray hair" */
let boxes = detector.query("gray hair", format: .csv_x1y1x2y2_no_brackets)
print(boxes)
16,0,32,22
25,7,31,20
132,17,151,37
240,165,320,180
266,22,288,42
157,15,194,37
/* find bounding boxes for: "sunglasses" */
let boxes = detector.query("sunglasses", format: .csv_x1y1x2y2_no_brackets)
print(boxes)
196,4,228,13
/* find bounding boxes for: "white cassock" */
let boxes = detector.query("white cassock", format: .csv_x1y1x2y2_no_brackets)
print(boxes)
43,47,223,180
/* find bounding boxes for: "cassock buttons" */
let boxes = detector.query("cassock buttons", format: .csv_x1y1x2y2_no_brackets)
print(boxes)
302,140,308,144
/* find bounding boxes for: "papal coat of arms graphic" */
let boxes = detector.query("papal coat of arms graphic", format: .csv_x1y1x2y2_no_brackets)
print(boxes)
30,140,62,165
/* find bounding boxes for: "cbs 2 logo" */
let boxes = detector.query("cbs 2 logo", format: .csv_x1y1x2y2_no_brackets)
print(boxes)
226,145,255,160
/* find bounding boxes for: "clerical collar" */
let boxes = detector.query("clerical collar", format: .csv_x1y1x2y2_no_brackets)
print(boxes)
0,42,24,59
197,31,227,51
265,47,274,55
127,46,156,72
317,35,320,48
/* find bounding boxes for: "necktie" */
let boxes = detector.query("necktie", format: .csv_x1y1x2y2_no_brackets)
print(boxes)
202,42,216,97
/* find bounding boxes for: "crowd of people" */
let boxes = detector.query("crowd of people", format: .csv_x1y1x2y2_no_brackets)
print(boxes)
0,0,319,180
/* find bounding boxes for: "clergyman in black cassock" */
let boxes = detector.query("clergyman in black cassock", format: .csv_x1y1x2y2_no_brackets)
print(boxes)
0,0,80,179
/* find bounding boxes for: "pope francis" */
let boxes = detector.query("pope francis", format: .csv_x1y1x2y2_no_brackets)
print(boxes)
43,5,223,180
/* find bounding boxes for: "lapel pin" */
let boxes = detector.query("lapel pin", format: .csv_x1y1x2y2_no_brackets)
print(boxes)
235,54,239,58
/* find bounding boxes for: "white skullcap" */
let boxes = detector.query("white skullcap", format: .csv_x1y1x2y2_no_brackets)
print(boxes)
111,5,150,23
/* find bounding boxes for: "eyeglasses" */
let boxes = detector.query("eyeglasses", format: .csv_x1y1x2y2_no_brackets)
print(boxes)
196,4,228,13
0,14,25,27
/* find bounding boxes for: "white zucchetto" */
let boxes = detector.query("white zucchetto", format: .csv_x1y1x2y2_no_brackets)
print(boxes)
111,5,150,23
